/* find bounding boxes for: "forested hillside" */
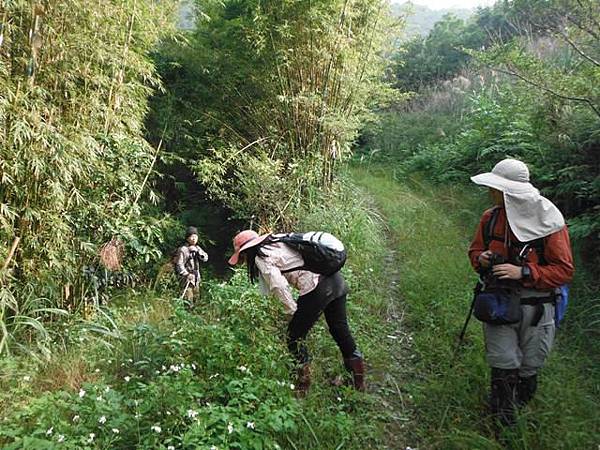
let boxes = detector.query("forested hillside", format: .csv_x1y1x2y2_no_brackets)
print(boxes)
1,0,598,448
392,1,474,38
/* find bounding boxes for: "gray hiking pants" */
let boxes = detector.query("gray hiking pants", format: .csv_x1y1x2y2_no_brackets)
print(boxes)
484,295,555,377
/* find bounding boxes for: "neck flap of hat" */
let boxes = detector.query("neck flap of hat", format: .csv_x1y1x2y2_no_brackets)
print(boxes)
504,190,565,241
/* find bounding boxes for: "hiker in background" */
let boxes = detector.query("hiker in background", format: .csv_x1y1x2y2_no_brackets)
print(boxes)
228,230,365,397
174,226,208,303
468,159,574,426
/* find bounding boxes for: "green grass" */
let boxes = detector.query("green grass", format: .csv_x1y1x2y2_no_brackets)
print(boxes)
352,164,600,449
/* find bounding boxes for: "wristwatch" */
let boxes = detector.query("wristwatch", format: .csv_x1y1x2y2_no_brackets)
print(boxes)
521,264,531,280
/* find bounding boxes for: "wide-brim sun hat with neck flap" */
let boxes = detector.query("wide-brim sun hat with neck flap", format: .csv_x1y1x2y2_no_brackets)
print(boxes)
471,158,565,242
228,230,270,266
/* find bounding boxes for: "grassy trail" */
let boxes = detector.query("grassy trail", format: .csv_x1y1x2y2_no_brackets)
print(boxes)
352,165,600,450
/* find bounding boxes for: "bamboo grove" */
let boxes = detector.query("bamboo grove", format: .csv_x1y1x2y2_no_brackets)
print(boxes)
150,0,395,227
0,1,177,354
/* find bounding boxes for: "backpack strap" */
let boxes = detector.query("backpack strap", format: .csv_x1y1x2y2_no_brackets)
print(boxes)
482,207,547,265
483,206,502,248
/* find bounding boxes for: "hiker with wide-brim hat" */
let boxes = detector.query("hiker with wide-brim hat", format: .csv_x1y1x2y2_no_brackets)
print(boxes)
228,229,365,397
468,159,574,427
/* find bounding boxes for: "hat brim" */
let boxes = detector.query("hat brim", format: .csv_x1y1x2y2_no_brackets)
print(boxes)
470,173,534,194
227,234,270,266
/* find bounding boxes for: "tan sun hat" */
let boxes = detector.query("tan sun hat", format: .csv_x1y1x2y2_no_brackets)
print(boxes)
228,230,270,266
471,159,565,241
470,158,534,194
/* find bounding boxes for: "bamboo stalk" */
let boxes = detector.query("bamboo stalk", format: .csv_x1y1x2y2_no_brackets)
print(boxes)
1,236,21,274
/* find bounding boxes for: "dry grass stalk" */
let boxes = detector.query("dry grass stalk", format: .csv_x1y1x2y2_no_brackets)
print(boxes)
99,237,124,271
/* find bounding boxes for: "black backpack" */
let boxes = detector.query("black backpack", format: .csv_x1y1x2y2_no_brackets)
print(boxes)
270,232,347,276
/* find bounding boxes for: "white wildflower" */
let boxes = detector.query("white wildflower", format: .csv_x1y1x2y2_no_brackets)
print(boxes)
104,386,110,393
337,397,342,402
187,409,198,419
246,421,255,429
124,376,131,382
46,427,53,436
57,434,65,442
79,389,86,398
95,368,100,373
290,383,295,390
23,375,31,382
87,433,95,443
237,365,247,372
98,416,106,424
112,428,120,434
151,425,162,433
96,396,103,402
168,446,175,450
191,363,197,370
210,446,218,450
227,423,234,434
72,415,80,423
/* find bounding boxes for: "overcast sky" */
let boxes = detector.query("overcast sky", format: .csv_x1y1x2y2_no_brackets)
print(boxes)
393,0,496,9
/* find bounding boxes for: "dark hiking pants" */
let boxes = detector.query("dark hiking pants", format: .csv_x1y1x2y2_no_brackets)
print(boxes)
287,272,357,364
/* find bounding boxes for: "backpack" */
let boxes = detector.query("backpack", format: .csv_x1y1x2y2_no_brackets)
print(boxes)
270,231,347,276
483,207,569,327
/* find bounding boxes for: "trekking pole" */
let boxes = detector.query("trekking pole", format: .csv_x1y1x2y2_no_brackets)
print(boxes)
454,282,481,355
180,279,191,299
457,296,476,348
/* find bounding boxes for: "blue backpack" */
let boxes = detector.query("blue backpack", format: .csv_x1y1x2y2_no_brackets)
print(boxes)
483,207,570,328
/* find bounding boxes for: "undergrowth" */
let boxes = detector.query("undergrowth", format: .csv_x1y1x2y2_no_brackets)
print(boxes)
0,178,411,449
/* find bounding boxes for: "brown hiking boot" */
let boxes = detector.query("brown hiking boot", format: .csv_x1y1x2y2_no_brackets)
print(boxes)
344,355,366,392
295,363,311,398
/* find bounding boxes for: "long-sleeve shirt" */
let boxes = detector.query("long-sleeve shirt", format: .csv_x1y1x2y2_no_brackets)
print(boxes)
174,244,208,285
254,241,320,315
468,207,574,290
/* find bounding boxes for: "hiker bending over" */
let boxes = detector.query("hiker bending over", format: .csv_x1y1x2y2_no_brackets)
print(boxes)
174,226,208,302
468,159,573,426
228,230,365,397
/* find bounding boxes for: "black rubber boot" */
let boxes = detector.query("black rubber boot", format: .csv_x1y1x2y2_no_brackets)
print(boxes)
516,374,538,407
489,367,519,427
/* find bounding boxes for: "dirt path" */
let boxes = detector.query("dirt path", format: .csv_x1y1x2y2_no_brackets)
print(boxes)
359,186,418,449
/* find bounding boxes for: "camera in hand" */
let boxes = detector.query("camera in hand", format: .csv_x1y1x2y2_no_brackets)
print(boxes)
488,252,507,267
190,249,208,264
481,252,509,288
